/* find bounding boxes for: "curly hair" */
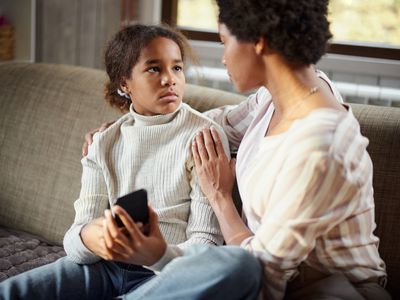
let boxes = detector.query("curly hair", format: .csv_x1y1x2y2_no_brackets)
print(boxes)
104,24,193,112
216,0,332,66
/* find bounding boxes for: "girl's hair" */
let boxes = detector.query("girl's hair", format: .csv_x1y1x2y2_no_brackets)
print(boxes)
104,24,193,112
216,0,332,67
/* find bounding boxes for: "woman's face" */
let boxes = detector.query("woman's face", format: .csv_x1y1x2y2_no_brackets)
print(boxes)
123,37,185,116
218,23,264,93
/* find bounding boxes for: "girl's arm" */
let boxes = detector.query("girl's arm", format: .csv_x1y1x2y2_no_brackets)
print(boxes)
63,150,109,264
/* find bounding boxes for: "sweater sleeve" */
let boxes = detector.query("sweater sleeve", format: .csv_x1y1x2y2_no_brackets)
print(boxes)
241,152,360,299
63,144,109,264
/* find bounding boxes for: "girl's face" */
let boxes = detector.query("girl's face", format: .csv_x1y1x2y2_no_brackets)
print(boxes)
218,23,264,93
123,37,185,116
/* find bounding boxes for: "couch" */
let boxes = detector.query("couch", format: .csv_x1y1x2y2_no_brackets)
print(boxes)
0,62,399,298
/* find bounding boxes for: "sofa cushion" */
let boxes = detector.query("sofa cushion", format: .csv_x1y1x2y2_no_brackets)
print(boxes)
0,227,65,282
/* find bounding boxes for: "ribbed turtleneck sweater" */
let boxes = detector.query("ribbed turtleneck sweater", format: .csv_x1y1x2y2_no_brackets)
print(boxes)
63,103,228,264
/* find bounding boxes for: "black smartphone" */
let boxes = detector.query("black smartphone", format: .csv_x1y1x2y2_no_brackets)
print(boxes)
113,189,149,228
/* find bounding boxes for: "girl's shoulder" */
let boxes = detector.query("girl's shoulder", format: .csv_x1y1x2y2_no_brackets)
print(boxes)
180,103,224,129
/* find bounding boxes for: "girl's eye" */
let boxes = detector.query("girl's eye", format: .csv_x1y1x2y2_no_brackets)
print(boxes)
148,67,160,73
174,66,183,72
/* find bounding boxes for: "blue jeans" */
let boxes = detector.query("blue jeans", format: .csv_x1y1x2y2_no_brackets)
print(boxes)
0,245,262,300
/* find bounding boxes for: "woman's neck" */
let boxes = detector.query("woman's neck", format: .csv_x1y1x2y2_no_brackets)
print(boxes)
263,55,320,116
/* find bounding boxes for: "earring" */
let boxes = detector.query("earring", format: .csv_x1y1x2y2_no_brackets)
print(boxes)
117,88,130,99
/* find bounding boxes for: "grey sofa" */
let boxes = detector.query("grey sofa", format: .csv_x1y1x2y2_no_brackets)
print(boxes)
0,62,399,298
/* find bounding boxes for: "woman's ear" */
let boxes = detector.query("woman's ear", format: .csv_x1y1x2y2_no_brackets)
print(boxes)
254,37,265,55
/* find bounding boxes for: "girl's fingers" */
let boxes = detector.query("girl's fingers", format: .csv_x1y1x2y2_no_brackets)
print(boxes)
104,209,131,248
148,206,161,236
202,128,217,159
102,219,114,249
113,206,144,244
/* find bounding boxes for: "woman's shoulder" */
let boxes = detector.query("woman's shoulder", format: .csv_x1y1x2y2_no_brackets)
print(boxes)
289,107,367,157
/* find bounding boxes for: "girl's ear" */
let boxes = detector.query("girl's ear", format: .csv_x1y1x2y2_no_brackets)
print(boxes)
120,78,129,94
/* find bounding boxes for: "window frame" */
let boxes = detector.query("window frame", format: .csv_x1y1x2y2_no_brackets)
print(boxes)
161,0,400,61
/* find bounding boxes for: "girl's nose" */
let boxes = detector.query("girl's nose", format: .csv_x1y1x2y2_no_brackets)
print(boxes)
161,73,176,86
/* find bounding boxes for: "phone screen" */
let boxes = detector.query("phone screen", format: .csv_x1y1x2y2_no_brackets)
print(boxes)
113,189,149,227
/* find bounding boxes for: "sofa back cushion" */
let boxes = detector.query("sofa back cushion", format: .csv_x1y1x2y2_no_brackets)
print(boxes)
0,63,120,244
351,104,400,297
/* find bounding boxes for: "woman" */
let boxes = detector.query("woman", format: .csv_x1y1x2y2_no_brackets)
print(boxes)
0,24,261,300
191,0,390,299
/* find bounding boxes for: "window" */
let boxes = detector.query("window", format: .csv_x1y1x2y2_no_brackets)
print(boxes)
162,0,400,60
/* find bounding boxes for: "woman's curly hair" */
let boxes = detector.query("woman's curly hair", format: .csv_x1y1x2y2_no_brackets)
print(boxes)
216,0,332,66
104,24,193,112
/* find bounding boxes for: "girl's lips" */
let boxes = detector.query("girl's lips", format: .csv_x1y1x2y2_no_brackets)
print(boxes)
159,93,178,102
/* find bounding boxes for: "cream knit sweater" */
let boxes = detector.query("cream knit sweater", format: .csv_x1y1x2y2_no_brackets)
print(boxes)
64,103,227,264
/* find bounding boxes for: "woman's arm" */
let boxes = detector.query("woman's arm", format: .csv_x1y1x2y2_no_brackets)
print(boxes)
204,87,270,152
192,127,253,245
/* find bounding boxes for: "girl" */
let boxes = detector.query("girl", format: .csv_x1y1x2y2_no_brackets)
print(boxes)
0,24,261,300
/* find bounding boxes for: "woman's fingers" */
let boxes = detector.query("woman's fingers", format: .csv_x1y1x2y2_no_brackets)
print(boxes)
195,131,208,162
210,126,226,158
192,139,202,167
202,128,217,159
82,121,115,156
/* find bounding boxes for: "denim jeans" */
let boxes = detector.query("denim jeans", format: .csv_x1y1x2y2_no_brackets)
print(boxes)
0,245,262,300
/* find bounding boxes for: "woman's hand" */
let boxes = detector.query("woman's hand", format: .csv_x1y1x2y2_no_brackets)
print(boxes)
192,127,253,245
192,127,236,204
101,206,167,266
82,121,115,156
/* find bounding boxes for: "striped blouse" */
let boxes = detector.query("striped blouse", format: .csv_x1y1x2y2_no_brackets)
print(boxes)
205,72,387,299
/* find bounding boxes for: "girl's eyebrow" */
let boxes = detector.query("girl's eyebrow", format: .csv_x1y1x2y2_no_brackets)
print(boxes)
144,58,183,65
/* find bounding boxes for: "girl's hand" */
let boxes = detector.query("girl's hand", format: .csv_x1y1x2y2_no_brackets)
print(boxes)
80,218,114,259
192,127,236,204
101,206,167,266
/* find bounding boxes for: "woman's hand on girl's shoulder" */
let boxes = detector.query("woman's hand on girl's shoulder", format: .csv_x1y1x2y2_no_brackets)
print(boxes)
82,121,115,156
192,127,236,204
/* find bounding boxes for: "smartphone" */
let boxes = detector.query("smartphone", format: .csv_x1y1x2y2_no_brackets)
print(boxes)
113,189,149,228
